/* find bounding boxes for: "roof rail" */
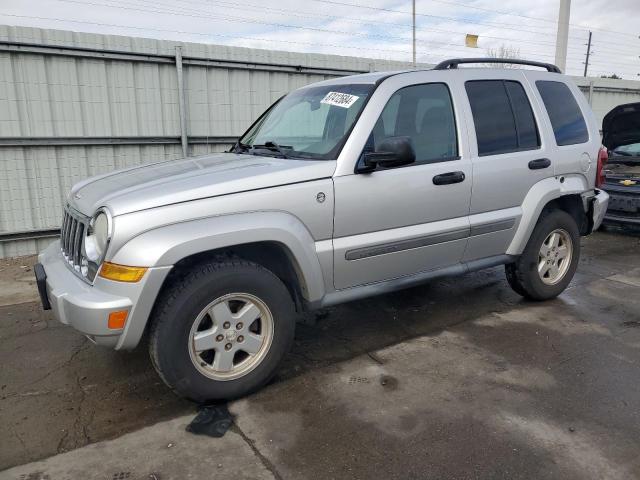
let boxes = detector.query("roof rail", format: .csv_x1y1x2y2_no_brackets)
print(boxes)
433,58,561,73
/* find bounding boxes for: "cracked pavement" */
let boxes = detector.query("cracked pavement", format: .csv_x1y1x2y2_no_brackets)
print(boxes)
1,228,639,479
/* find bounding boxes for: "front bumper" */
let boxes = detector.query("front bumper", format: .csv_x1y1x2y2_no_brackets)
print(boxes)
37,241,172,349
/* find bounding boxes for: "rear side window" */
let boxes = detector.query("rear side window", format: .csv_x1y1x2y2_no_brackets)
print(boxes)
536,80,589,146
465,80,540,156
505,82,539,150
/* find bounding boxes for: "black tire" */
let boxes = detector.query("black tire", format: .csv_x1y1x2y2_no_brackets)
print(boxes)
505,209,580,301
148,259,296,402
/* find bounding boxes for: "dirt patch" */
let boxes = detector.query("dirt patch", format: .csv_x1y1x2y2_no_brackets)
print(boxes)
0,255,39,307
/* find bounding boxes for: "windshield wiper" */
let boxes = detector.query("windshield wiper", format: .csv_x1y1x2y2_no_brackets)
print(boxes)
251,141,291,159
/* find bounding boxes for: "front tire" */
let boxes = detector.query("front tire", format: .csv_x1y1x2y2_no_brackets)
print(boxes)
505,209,580,301
148,259,296,402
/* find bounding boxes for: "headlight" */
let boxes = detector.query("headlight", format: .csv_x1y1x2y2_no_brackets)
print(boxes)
85,213,109,261
82,209,112,280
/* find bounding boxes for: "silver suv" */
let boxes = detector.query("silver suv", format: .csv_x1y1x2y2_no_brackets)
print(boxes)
34,59,609,401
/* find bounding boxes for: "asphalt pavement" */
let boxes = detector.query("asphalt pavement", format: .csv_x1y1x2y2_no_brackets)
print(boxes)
1,228,639,479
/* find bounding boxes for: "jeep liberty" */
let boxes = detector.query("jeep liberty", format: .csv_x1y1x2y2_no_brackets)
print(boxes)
35,59,609,401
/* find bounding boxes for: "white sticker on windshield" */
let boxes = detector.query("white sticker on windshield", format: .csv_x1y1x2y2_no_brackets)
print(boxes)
320,91,360,108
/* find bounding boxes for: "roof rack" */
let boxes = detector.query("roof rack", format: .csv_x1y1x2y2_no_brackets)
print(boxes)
433,58,561,73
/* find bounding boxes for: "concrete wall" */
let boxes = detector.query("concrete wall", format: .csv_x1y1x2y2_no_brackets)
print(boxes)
1,25,639,257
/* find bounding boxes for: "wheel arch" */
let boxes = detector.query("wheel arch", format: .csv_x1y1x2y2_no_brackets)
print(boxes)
541,195,590,235
111,211,327,304
507,175,591,255
163,240,309,312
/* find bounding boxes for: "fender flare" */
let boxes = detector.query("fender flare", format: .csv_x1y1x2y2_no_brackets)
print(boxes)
110,211,327,303
506,175,590,255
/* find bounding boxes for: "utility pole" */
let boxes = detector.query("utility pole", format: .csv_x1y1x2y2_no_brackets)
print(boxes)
412,0,416,68
583,31,592,77
554,0,571,72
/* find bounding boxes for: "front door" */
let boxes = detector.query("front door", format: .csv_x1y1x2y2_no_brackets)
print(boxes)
332,81,472,289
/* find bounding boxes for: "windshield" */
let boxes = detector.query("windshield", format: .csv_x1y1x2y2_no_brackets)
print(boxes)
238,84,374,160
612,142,640,157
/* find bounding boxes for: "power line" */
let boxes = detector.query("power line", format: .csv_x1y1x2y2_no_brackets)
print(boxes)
113,0,640,62
169,0,563,35
584,36,640,49
306,0,556,32
131,0,588,51
44,0,553,57
163,0,562,43
422,0,639,40
48,0,640,57
310,0,581,38
5,1,637,76
110,0,616,57
49,0,487,52
166,0,639,56
40,0,635,69
413,0,640,39
0,14,414,56
6,12,638,76
423,0,562,25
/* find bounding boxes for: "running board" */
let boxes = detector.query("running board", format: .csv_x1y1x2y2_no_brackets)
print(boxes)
317,254,515,308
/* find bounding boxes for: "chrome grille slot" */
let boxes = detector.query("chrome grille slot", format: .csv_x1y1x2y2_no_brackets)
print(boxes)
73,221,84,266
60,206,89,278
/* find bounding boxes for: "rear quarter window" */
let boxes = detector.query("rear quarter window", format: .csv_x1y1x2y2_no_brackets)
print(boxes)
536,80,589,146
465,80,540,156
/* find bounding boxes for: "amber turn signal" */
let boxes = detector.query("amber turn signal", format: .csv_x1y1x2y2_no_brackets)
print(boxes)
108,310,128,330
99,262,147,282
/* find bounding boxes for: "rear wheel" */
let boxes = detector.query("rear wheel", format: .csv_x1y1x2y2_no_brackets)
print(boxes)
505,209,580,301
149,259,296,401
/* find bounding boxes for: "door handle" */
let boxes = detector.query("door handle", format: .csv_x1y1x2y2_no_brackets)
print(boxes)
433,171,465,185
528,158,551,170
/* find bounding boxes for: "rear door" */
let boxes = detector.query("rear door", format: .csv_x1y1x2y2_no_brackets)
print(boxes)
528,73,599,181
460,71,550,261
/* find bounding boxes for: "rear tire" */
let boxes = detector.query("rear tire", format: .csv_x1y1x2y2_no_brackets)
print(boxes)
148,259,296,402
505,209,580,301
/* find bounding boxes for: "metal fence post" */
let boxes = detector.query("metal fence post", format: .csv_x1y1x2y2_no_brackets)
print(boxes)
175,46,189,157
588,81,594,107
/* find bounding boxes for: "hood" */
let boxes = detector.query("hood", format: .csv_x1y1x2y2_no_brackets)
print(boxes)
602,102,640,151
68,152,336,216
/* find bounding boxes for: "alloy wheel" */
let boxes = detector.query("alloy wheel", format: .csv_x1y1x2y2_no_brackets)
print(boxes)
188,293,274,381
537,228,573,285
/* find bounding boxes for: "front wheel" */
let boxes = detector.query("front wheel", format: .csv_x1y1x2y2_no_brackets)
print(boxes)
148,259,296,402
505,209,580,301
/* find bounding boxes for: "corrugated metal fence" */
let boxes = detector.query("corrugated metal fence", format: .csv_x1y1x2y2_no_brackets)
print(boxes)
0,26,417,257
1,25,640,257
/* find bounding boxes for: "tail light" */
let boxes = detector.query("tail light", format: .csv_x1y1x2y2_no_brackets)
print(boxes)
596,146,608,188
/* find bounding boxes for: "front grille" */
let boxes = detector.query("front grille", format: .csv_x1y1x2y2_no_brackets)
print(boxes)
60,206,89,274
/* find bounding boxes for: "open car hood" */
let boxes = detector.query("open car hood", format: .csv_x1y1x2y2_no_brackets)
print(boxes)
602,102,640,151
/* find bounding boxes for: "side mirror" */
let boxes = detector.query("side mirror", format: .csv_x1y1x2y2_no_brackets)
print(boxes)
359,136,416,173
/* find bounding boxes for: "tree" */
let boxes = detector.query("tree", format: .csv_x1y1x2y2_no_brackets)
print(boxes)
486,45,521,68
600,73,621,79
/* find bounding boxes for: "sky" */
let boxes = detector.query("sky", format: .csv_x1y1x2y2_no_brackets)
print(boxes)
2,0,638,78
